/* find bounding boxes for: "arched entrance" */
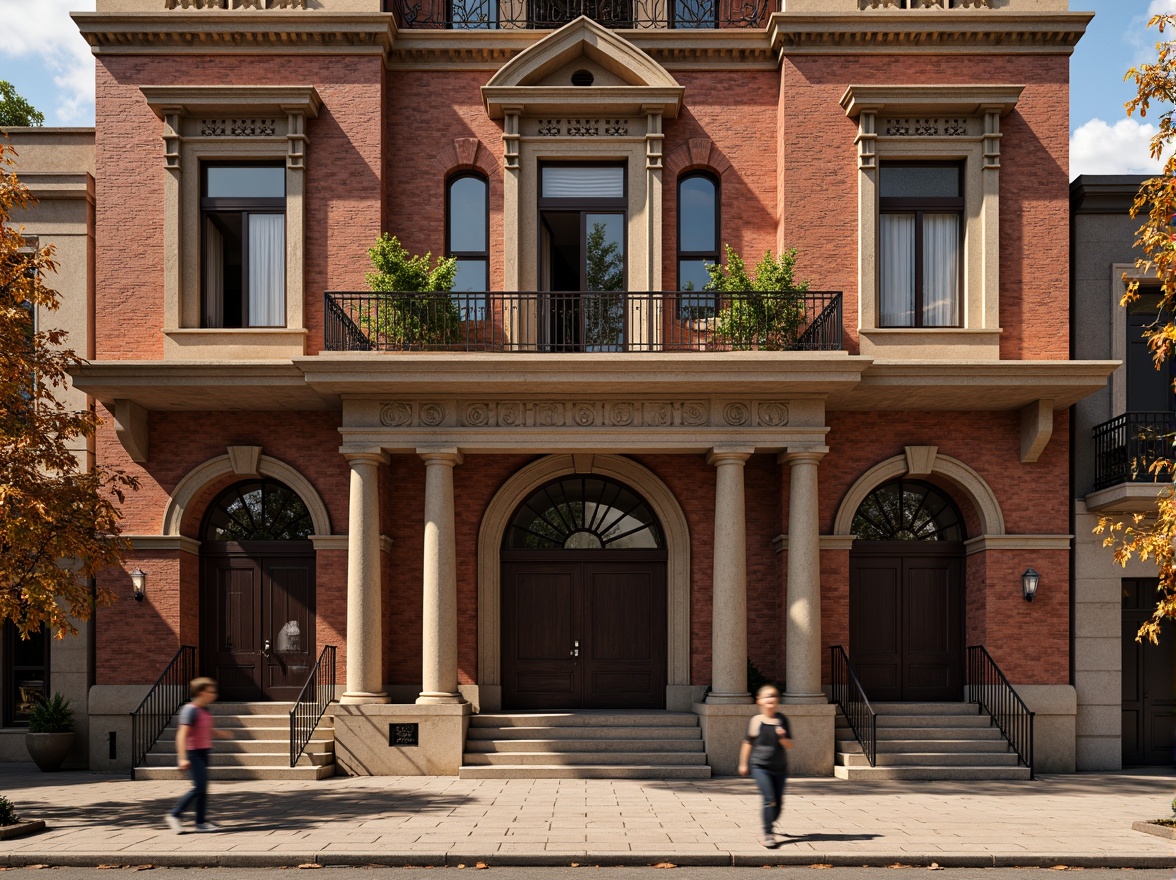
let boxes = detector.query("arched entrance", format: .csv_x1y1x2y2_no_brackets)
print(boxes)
500,474,667,710
199,478,316,702
849,479,966,703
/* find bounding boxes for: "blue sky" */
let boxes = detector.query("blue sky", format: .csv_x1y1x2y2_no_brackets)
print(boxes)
0,0,1173,178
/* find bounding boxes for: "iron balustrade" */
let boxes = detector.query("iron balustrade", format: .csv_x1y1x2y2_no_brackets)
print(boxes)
323,290,842,353
386,0,773,28
1091,412,1176,491
966,645,1034,779
289,645,337,768
130,645,197,774
830,645,877,768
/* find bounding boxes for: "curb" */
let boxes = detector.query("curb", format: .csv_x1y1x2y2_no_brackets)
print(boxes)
2,852,1174,869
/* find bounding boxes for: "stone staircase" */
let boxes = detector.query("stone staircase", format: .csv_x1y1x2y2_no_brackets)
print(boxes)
834,702,1031,781
134,702,336,781
460,711,712,779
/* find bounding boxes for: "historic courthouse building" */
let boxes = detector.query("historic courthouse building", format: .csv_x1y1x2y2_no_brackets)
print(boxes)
54,0,1119,778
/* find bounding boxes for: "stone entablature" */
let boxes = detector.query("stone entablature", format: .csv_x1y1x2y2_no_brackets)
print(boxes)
374,399,792,429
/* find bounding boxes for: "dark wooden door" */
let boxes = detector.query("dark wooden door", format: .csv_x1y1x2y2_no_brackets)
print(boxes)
850,543,963,702
201,542,315,702
501,554,666,710
1122,578,1176,765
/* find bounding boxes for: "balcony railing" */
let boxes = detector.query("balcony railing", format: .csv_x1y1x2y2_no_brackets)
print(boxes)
1092,411,1176,492
386,0,774,29
324,290,842,353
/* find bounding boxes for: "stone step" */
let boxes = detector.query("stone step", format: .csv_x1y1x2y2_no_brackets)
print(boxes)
833,764,1031,781
867,702,982,715
837,750,1021,768
876,725,1004,739
461,750,708,766
205,702,297,715
153,735,334,752
875,714,993,728
143,750,332,768
837,738,1012,754
162,715,300,731
465,737,705,753
467,724,701,740
470,712,700,728
458,764,712,780
134,764,334,781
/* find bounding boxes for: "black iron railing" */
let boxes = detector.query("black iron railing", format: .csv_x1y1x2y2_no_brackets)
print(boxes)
386,0,773,29
324,290,842,353
290,645,337,768
130,645,197,774
1092,412,1176,491
966,645,1034,779
830,645,877,768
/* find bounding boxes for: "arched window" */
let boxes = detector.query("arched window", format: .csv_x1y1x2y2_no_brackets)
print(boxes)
677,172,719,319
201,478,314,542
850,479,964,542
505,476,664,550
447,173,489,319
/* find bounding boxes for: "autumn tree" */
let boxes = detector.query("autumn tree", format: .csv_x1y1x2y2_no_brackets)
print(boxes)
0,82,44,128
1096,13,1176,644
0,141,136,638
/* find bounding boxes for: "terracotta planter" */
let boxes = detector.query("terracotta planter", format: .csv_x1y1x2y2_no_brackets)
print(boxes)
24,732,75,772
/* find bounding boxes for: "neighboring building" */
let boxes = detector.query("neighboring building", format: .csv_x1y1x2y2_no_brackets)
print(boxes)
52,0,1116,778
0,127,96,768
1071,175,1176,771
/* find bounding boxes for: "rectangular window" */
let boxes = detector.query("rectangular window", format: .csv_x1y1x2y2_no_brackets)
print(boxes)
3,623,49,727
879,163,963,328
201,163,286,328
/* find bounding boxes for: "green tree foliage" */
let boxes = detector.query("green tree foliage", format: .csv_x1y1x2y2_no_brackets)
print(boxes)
364,234,461,349
585,221,624,292
0,82,45,127
705,245,810,350
0,143,137,638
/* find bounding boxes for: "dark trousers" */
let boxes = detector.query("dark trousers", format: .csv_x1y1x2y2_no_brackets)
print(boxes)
750,766,786,835
171,749,210,825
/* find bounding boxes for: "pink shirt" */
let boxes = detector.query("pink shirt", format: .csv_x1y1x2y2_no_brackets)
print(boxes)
178,703,214,750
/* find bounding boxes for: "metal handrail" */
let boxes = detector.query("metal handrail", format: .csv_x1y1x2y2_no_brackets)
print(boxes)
130,645,197,774
385,0,775,29
289,645,337,768
966,645,1035,779
830,645,877,767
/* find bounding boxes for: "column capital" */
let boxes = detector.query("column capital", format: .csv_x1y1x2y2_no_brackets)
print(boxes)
706,447,754,466
345,450,390,467
778,447,828,466
418,447,464,467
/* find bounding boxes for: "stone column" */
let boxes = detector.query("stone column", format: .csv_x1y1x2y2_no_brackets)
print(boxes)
706,448,753,704
341,452,389,705
417,448,465,705
781,449,827,704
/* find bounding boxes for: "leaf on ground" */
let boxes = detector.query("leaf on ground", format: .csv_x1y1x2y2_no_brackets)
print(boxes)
296,865,322,870
25,867,48,871
1051,867,1069,871
887,865,913,870
929,865,944,872
809,866,833,870
456,866,465,870
475,863,489,870
97,866,122,870
133,867,155,872
653,864,677,869
569,864,579,869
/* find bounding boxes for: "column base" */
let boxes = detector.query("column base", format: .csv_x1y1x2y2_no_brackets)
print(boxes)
705,691,752,705
782,691,828,705
416,692,467,705
339,691,391,706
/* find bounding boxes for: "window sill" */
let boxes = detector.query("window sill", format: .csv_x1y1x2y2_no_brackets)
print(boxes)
164,328,308,360
859,327,1001,360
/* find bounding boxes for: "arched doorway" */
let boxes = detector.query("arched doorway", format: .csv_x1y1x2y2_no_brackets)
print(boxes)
849,479,966,703
199,478,316,702
500,475,667,710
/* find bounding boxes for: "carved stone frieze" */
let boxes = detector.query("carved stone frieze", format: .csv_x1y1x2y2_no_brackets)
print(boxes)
882,118,968,138
199,118,278,137
375,400,792,430
534,119,630,137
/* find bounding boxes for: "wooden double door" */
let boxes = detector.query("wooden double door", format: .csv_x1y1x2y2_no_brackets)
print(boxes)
501,552,666,710
1122,578,1176,765
850,543,964,702
200,542,315,702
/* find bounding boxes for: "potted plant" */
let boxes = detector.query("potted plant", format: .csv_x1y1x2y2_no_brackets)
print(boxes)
24,693,75,772
364,234,461,350
705,245,810,351
0,794,46,839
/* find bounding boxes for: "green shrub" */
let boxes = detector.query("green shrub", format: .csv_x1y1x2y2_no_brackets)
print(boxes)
27,693,74,734
706,245,810,351
0,795,19,826
364,234,461,349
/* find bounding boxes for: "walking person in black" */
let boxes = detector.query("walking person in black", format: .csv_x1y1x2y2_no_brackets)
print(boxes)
737,684,793,848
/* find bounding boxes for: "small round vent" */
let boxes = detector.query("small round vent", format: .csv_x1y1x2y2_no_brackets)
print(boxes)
571,69,595,87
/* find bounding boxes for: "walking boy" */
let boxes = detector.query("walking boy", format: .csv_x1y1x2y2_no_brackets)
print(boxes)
165,677,231,833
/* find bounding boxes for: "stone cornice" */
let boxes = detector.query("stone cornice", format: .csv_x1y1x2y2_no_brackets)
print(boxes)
141,85,323,118
769,11,1093,56
841,84,1023,119
72,11,394,55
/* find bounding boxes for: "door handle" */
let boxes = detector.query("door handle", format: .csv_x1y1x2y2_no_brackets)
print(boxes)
262,638,273,658
570,639,579,658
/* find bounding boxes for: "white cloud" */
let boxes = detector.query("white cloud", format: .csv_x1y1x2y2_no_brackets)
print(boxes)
0,0,96,125
1070,117,1168,179
1148,0,1176,16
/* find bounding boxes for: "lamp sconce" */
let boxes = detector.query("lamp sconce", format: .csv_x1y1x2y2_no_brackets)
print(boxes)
130,569,147,602
1021,567,1039,603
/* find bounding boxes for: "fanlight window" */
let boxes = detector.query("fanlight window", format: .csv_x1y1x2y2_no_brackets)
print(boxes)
506,476,664,550
851,479,964,542
202,478,314,542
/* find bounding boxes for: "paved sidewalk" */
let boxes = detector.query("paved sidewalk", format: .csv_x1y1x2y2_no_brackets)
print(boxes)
0,766,1173,868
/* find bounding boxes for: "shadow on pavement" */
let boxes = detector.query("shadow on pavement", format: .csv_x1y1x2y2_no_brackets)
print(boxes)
783,832,882,843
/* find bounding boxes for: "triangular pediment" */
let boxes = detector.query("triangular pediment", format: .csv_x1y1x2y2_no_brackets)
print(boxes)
483,17,683,118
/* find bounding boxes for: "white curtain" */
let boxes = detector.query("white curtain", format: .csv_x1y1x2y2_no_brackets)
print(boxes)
203,216,224,328
248,213,285,327
880,213,915,327
922,214,960,327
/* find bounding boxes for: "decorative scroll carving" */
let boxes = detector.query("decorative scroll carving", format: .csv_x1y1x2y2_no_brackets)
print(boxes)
199,118,277,137
536,120,630,138
757,402,790,427
604,120,629,136
377,400,794,429
537,120,561,136
379,403,413,427
567,120,599,137
723,403,749,426
883,118,968,138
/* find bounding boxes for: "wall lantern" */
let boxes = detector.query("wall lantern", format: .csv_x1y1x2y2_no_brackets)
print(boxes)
1021,567,1040,603
130,569,147,602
